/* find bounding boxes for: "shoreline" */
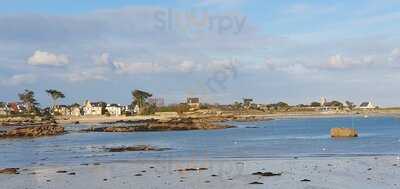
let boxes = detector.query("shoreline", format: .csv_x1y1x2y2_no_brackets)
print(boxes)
2,156,399,189
55,111,400,125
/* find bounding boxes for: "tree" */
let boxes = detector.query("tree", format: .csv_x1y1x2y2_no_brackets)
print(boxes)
310,102,321,107
70,103,80,108
18,89,39,113
46,89,65,110
331,101,343,107
345,101,356,110
276,102,289,108
131,90,152,114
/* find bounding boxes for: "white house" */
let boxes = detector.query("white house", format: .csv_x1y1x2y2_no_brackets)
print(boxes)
0,106,9,116
359,102,377,109
187,97,200,110
54,105,71,116
106,104,122,116
70,106,81,117
83,100,104,116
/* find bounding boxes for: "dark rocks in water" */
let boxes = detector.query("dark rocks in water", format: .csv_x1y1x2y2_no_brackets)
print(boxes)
134,173,143,176
0,125,64,138
56,170,68,173
68,172,76,175
0,168,19,174
252,172,282,177
84,126,136,132
301,179,311,182
101,119,159,125
234,116,273,122
106,145,169,152
175,168,208,172
74,121,80,124
249,181,264,185
83,118,235,133
246,126,260,129
0,117,58,127
211,174,218,177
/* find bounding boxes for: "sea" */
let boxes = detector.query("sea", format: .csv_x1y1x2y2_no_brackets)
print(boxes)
1,116,400,167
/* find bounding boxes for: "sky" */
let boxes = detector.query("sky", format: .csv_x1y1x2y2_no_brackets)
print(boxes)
1,0,400,107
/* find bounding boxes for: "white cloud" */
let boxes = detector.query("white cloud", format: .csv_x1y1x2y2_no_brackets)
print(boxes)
0,74,36,86
27,50,69,66
327,54,378,69
112,61,164,74
93,53,111,65
177,61,197,72
389,48,400,64
64,70,107,82
329,54,347,69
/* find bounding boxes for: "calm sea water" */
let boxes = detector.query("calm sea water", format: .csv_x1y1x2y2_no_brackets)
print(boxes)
1,116,400,167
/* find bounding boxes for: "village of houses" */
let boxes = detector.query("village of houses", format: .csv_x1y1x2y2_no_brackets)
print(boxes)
0,92,379,118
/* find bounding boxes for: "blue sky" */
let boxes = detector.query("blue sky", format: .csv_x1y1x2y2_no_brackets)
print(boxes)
1,0,400,107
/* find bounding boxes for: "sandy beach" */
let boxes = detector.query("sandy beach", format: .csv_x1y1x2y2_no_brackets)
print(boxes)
1,156,399,189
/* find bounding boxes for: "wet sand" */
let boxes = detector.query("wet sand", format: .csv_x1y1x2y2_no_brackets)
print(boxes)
1,156,399,189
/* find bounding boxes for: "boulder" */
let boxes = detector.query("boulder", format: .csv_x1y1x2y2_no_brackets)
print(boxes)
0,125,64,138
330,128,358,138
105,145,169,152
0,168,19,174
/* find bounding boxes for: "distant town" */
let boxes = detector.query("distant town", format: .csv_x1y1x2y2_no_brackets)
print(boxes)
0,89,380,118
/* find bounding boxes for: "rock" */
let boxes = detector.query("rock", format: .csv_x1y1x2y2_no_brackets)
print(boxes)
252,172,282,177
134,173,143,176
0,125,64,138
106,145,169,152
83,118,236,133
175,168,208,172
249,181,264,185
0,168,19,174
56,170,68,173
330,128,358,138
301,179,311,182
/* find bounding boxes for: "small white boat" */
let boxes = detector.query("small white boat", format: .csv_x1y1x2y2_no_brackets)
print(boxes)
364,115,369,118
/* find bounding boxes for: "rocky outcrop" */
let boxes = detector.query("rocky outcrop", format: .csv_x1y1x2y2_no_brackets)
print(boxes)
0,116,57,127
252,172,282,177
84,118,235,133
0,168,19,174
0,125,64,138
105,145,169,152
330,128,358,138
